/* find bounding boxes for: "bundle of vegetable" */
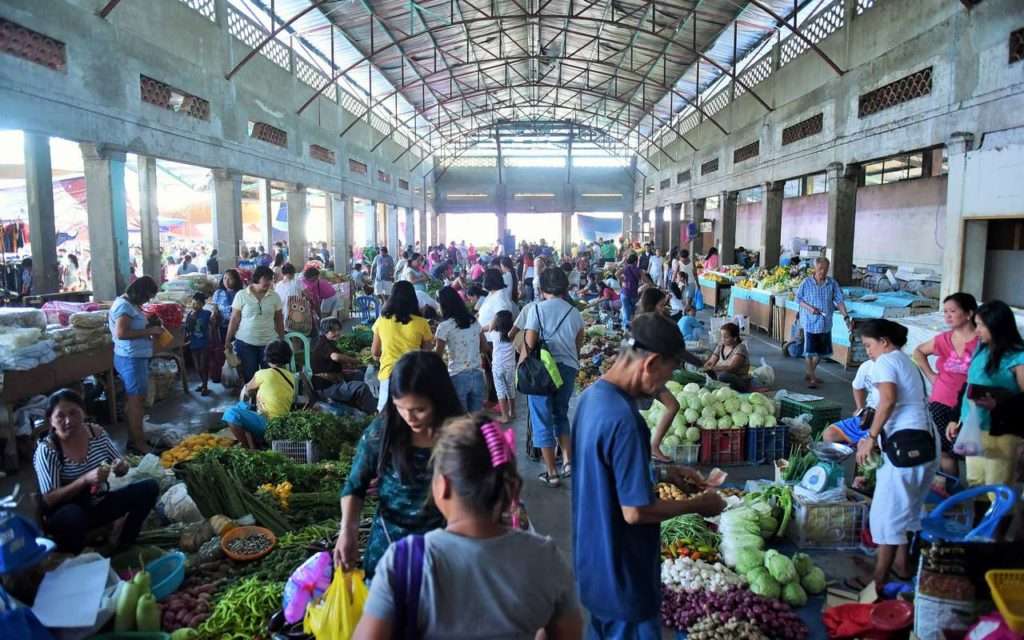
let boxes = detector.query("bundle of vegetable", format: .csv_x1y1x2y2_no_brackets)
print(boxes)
781,447,816,482
179,459,290,535
160,433,234,468
660,585,808,639
257,481,293,510
661,557,744,593
192,447,350,494
741,550,825,605
661,513,720,561
743,485,794,539
197,577,284,639
646,384,777,449
264,411,372,458
685,613,769,640
718,507,765,569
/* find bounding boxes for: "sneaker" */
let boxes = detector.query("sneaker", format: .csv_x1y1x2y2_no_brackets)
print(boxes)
538,472,561,488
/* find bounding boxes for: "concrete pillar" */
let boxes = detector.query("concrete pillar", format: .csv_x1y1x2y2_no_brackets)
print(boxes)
286,185,308,264
330,194,352,274
560,211,573,257
961,220,987,300
689,198,706,258
418,208,428,247
386,204,400,257
260,179,273,252
760,181,784,268
825,162,858,284
655,206,670,252
719,190,738,266
137,156,161,280
430,211,439,247
669,203,682,252
80,143,131,299
23,133,60,293
210,168,242,270
438,213,447,245
403,207,415,250
496,211,508,243
365,201,378,247
941,132,976,299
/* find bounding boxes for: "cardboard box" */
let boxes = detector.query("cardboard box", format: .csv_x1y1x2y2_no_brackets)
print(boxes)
825,581,877,609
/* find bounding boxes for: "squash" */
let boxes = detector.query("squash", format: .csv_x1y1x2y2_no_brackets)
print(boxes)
115,581,143,631
136,593,161,632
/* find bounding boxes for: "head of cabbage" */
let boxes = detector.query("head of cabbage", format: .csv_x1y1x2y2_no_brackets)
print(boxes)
801,567,826,595
764,550,798,584
748,570,782,599
782,582,808,607
683,382,701,394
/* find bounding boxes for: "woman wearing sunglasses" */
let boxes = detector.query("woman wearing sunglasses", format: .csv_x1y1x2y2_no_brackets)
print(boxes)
225,265,285,383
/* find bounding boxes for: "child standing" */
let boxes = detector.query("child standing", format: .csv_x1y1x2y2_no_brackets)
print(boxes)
355,414,582,639
185,292,212,396
486,310,517,422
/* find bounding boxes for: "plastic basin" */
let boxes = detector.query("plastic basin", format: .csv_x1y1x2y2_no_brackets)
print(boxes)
146,551,185,602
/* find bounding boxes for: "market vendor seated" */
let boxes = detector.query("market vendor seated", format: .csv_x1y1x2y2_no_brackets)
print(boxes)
223,339,296,449
312,319,377,414
703,322,752,391
33,389,159,554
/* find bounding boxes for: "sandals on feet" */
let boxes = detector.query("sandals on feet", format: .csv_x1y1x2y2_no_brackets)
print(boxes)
561,463,572,478
538,472,561,488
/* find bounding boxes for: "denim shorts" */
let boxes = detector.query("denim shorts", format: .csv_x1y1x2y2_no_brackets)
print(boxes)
451,369,485,413
223,400,268,437
804,331,833,357
114,355,149,397
832,416,868,443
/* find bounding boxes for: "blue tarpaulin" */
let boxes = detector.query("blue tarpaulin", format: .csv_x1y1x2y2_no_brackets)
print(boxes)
575,215,622,243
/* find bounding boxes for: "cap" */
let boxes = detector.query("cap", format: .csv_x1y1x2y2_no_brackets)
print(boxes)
628,312,688,362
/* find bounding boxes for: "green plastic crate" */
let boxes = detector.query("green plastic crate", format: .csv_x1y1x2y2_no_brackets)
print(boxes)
779,396,842,433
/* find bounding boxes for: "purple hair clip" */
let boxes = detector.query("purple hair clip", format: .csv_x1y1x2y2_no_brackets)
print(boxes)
480,421,515,468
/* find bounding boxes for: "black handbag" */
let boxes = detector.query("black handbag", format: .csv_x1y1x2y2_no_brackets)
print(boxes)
858,407,876,431
516,305,573,396
878,369,937,468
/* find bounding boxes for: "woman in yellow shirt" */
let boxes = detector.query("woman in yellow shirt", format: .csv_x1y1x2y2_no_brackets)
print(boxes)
224,340,296,448
373,281,434,411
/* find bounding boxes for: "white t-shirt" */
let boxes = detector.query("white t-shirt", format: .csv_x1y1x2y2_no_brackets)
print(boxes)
871,350,929,433
487,330,516,374
648,255,664,279
478,291,518,329
232,287,283,346
274,278,303,302
669,295,685,315
435,318,482,376
416,290,440,313
852,360,879,409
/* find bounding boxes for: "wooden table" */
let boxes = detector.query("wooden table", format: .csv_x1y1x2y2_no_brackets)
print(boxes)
698,276,732,313
0,346,118,471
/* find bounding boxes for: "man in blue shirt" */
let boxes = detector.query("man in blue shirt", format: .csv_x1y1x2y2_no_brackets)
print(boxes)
795,257,852,388
572,313,726,639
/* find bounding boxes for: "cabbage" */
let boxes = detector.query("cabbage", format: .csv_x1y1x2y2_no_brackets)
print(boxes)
758,513,778,537
763,415,777,428
714,387,733,401
717,416,733,429
746,566,771,584
801,567,827,595
783,582,808,607
701,407,716,420
683,408,700,424
698,417,716,430
687,396,703,411
683,382,701,394
684,427,701,443
792,553,815,577
740,402,753,415
724,398,741,413
764,550,798,584
673,424,688,439
672,414,687,431
731,412,749,428
666,381,683,394
749,391,766,404
749,573,782,599
663,434,681,449
748,413,765,428
736,548,765,573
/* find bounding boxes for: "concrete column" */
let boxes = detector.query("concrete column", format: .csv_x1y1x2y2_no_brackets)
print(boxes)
330,194,352,274
656,206,670,252
719,190,738,266
961,220,987,300
560,211,573,257
386,204,400,257
941,132,976,299
760,181,784,268
689,198,706,258
418,208,428,247
210,168,242,270
496,211,508,243
261,180,273,251
286,185,308,263
23,133,60,293
825,162,859,284
438,213,447,245
403,207,415,249
430,211,439,247
669,203,682,252
137,156,161,280
365,201,378,247
81,143,131,299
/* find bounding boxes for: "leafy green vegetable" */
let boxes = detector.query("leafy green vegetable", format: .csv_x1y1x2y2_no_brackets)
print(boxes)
792,552,816,577
801,567,826,595
782,582,808,607
764,549,798,584
736,548,765,574
748,572,781,599
264,411,372,458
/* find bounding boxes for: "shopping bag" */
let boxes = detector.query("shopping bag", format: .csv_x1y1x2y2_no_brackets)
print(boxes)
693,287,705,311
953,401,983,457
303,569,367,640
153,328,174,352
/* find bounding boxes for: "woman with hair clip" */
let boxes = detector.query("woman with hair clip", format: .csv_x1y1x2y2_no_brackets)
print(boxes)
334,351,463,581
499,255,520,305
354,413,583,639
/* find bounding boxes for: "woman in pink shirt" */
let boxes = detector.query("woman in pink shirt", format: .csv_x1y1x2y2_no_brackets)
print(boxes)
301,266,337,328
702,247,720,273
912,292,979,478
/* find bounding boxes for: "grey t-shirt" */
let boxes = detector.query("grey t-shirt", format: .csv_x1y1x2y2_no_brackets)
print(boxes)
365,529,578,639
524,298,584,370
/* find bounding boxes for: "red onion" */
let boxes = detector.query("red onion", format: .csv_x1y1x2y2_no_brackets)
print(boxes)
661,586,808,639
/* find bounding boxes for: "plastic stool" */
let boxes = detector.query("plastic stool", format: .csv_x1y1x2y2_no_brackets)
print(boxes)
920,484,1018,542
354,295,380,325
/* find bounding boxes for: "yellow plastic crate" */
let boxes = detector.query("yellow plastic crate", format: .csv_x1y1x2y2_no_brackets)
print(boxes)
986,569,1024,632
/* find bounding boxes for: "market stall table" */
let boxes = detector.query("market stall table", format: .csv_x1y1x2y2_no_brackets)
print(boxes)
729,287,773,334
698,273,733,314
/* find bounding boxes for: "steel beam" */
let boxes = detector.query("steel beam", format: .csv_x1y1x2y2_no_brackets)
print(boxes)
97,0,124,18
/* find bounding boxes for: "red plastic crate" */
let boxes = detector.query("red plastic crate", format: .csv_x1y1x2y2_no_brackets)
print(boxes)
699,429,747,465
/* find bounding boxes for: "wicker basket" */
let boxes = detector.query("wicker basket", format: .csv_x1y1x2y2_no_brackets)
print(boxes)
271,440,319,464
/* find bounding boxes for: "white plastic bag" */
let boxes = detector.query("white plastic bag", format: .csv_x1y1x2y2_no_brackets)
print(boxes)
221,360,240,388
156,482,203,524
751,357,775,387
108,454,172,492
47,553,122,640
953,401,983,457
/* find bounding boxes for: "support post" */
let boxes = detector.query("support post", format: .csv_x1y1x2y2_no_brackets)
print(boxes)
825,162,858,284
418,207,428,248
286,184,308,263
403,207,415,250
386,204,400,257
430,211,439,247
138,156,162,280
366,201,379,247
941,132,976,298
655,206,668,252
760,181,784,268
561,211,573,257
438,213,447,245
689,198,706,258
210,168,242,270
496,211,508,245
261,179,273,251
669,203,682,252
719,190,738,266
23,133,59,293
331,194,352,274
81,143,131,299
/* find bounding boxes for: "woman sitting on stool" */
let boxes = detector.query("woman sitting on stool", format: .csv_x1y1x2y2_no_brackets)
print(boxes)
703,322,752,391
223,340,296,448
33,389,159,554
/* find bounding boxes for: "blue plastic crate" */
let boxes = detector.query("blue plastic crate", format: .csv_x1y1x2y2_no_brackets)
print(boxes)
746,425,789,463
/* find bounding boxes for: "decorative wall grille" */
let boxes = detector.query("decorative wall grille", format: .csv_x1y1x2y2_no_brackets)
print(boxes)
1010,28,1024,64
780,0,845,67
176,0,215,21
782,112,823,145
659,178,671,189
451,157,497,167
703,89,730,117
377,170,391,184
855,0,876,15
733,140,760,163
734,54,773,98
250,122,287,147
296,58,336,102
679,112,701,135
858,67,932,118
140,75,210,120
349,159,368,175
398,179,409,190
677,170,691,184
701,158,719,175
227,7,290,71
0,18,66,71
310,144,335,164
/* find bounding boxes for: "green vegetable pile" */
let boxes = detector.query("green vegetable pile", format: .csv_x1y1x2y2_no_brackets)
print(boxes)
782,447,816,482
661,514,720,550
741,550,826,606
264,410,372,459
192,447,351,494
335,326,373,353
197,577,283,640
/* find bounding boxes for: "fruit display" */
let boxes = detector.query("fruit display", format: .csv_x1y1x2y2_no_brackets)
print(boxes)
752,265,811,295
160,433,235,468
701,272,734,285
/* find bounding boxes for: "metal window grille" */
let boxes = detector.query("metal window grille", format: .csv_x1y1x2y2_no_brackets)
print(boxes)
296,58,336,102
735,54,773,98
677,170,691,184
250,122,287,147
176,0,215,21
855,0,876,15
780,0,845,67
310,144,335,164
703,89,730,117
377,170,390,184
451,157,497,167
858,67,932,118
0,18,66,71
1010,28,1024,64
733,140,760,164
140,75,210,120
701,158,719,175
679,112,701,135
660,178,671,189
782,112,824,145
398,179,409,190
349,159,368,174
227,7,290,71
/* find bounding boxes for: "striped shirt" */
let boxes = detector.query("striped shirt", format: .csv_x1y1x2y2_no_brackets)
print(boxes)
796,276,844,334
33,425,121,494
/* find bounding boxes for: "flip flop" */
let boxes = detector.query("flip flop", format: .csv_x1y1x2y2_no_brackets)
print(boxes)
561,463,572,478
538,472,561,488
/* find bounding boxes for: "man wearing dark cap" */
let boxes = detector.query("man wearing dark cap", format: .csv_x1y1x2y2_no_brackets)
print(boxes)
572,312,725,639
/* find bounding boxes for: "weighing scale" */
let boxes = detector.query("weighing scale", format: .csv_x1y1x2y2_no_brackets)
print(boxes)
800,442,855,494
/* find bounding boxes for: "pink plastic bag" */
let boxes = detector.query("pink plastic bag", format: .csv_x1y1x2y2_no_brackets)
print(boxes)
283,552,334,624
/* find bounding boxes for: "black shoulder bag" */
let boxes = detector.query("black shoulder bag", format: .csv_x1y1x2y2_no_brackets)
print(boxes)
878,369,938,468
516,304,574,396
